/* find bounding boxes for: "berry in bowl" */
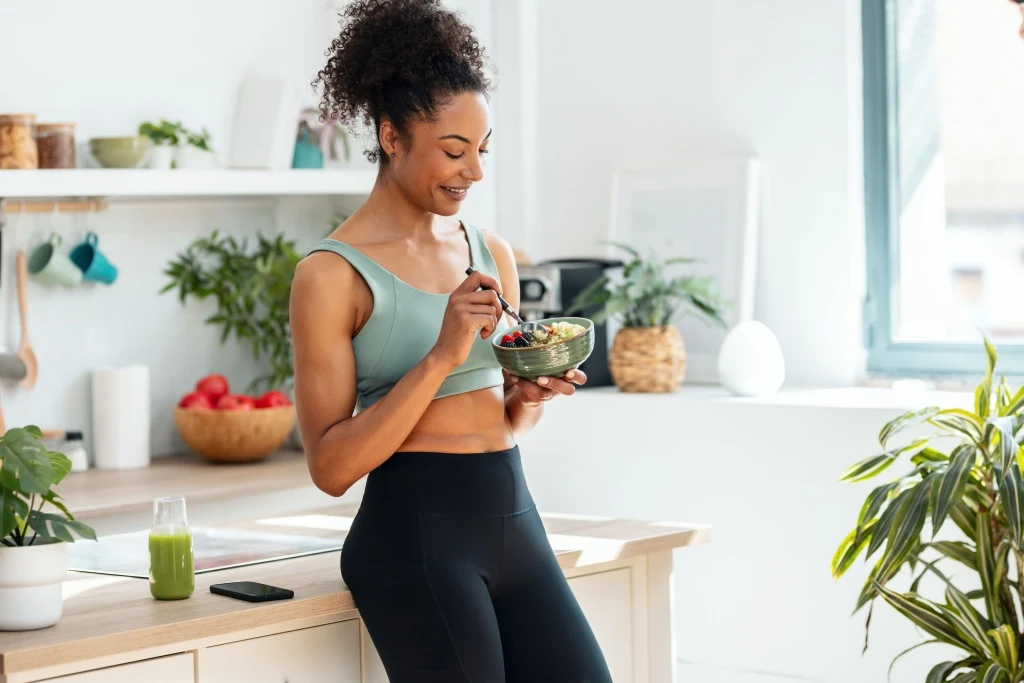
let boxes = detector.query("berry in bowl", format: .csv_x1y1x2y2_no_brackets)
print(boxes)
491,317,595,381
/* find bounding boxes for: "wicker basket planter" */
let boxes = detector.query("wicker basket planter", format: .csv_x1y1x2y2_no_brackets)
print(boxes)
608,326,686,393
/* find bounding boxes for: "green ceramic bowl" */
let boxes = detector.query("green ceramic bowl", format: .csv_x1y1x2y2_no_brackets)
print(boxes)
89,136,152,168
491,317,595,380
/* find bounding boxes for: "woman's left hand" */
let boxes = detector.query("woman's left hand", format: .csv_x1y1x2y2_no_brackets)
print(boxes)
509,369,587,405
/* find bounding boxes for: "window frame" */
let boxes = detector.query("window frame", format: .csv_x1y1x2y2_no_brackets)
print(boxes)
862,0,1024,379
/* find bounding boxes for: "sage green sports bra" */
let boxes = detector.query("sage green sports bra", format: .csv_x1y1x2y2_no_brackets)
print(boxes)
307,222,509,411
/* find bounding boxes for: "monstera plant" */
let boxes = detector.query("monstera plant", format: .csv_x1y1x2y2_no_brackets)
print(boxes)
833,338,1024,682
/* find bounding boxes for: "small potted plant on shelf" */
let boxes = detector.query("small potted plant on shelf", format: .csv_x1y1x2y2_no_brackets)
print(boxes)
832,337,1024,682
138,119,181,170
569,242,728,393
0,426,96,631
175,125,215,170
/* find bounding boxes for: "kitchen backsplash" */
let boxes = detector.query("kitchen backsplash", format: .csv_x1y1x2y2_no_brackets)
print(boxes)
1,197,340,456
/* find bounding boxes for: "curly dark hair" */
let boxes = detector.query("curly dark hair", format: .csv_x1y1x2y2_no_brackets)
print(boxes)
314,0,491,166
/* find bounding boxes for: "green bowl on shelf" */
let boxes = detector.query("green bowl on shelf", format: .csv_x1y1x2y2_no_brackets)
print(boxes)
89,136,152,168
491,317,595,381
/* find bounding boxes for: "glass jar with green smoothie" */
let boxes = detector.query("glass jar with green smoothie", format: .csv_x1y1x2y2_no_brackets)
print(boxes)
149,496,195,600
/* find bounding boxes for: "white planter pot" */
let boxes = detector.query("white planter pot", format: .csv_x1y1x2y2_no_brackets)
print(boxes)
174,146,216,170
0,541,67,630
149,144,173,170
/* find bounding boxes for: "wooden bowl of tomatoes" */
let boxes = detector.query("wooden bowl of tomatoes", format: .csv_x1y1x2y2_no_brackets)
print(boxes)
174,374,296,463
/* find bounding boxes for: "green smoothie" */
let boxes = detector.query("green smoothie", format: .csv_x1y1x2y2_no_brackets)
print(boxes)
149,531,195,600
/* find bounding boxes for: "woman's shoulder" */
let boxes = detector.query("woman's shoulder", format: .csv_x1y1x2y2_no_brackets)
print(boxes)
470,225,515,267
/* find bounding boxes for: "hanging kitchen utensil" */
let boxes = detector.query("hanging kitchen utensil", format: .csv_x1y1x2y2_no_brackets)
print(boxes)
0,203,27,382
16,249,38,389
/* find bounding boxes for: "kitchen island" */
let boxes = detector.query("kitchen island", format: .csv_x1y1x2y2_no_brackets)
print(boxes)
0,502,709,683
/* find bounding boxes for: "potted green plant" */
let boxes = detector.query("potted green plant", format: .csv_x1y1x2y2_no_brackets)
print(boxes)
138,119,181,170
568,242,728,392
0,426,96,631
175,125,214,170
162,231,300,394
833,338,1024,681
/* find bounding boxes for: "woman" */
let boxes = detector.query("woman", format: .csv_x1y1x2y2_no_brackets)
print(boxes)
290,1,613,681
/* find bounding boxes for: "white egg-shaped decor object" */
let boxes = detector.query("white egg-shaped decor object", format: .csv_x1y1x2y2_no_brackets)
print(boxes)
716,321,785,397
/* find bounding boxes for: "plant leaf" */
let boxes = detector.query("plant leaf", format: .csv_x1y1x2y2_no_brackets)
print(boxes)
914,447,951,465
931,410,984,445
832,519,877,579
874,582,972,650
876,477,932,582
977,661,1007,683
944,584,995,657
867,488,914,560
933,445,977,534
976,381,992,419
976,512,1003,624
879,407,941,451
930,541,979,571
840,454,896,483
1002,386,1024,417
997,464,1024,548
927,662,957,683
859,482,899,528
951,502,979,543
0,437,52,495
984,334,998,378
988,625,1017,672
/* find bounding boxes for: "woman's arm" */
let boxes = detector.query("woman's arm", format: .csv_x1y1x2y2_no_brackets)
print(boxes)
484,233,586,437
290,254,503,496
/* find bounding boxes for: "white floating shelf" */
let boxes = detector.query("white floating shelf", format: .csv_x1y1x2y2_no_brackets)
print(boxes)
0,169,378,199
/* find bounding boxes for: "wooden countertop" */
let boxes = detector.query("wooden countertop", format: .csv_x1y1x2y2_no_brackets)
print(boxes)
57,450,312,519
0,504,711,679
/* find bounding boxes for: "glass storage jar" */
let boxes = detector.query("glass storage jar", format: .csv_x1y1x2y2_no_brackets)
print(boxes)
35,123,75,169
0,114,38,169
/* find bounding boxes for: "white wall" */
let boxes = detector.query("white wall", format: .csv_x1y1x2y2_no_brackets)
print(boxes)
515,0,866,387
519,388,970,683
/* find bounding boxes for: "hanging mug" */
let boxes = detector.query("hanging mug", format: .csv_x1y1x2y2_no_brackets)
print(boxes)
28,234,82,287
70,232,117,285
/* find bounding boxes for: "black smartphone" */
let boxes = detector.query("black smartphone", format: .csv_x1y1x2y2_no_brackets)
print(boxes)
209,581,294,603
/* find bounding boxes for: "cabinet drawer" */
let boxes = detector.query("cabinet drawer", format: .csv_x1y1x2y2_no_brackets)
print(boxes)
569,568,634,683
42,653,194,683
198,620,360,683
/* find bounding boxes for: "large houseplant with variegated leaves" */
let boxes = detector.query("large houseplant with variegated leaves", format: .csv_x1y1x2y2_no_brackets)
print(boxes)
833,337,1024,682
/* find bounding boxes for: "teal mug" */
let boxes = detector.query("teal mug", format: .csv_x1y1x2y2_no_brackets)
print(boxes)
28,234,83,287
70,232,117,284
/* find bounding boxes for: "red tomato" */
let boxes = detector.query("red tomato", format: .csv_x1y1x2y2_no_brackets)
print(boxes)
178,391,215,410
255,390,291,409
195,374,230,401
216,394,255,411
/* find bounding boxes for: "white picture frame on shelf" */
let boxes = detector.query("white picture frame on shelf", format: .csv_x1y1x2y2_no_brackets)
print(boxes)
607,157,761,383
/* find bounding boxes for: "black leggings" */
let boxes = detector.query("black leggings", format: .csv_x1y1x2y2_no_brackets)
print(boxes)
341,447,612,683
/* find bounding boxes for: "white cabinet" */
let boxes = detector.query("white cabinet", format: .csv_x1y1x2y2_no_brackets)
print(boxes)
569,568,634,683
197,620,361,683
42,653,194,683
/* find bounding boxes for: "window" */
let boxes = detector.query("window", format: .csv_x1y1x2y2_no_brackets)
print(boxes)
863,0,1024,377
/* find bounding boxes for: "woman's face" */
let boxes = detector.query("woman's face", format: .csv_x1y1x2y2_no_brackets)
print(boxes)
385,91,491,216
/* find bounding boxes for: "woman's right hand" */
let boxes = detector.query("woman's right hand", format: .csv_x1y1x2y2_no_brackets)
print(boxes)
429,270,504,370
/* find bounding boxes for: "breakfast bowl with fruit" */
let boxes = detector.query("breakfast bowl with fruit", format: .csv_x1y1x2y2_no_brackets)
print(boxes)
174,374,296,463
491,317,595,381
